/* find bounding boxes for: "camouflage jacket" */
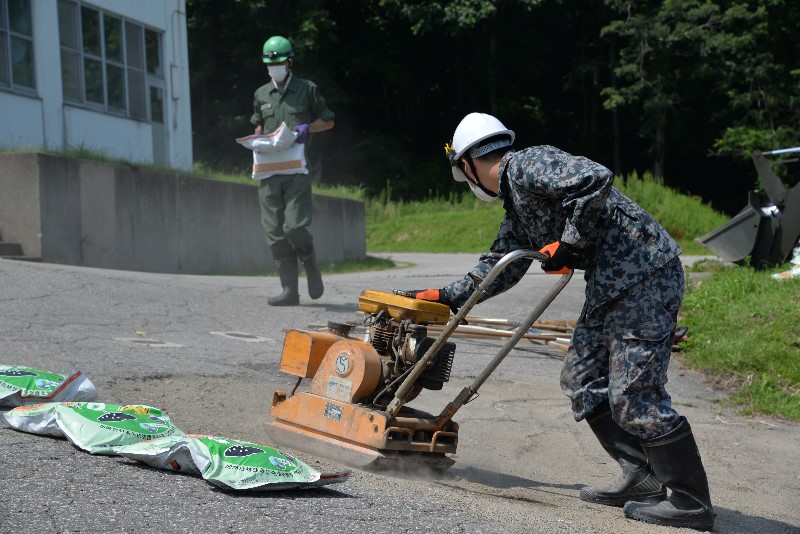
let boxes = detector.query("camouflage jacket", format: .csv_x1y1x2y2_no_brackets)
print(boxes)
442,145,682,313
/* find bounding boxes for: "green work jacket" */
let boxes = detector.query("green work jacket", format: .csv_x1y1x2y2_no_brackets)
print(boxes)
250,75,334,133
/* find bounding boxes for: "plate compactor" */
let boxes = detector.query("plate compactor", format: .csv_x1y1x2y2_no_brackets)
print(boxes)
264,250,572,471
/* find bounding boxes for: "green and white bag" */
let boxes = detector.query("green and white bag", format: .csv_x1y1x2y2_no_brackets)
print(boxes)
113,435,350,491
0,365,97,407
2,402,183,454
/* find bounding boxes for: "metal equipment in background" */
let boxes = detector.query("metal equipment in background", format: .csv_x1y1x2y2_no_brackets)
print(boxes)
264,250,571,471
697,147,800,268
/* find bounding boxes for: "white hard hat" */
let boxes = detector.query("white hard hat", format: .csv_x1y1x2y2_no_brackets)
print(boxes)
445,113,515,182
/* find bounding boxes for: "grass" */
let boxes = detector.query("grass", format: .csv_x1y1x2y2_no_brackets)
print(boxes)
616,172,729,255
190,162,367,201
680,264,800,420
366,193,505,252
366,172,729,255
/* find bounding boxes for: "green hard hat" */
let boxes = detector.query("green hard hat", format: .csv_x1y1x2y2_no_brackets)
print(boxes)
262,35,294,63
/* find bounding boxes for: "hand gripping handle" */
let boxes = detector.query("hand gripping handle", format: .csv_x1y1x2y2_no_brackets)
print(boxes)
385,249,572,419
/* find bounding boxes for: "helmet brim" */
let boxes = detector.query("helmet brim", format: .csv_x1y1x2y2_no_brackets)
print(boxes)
262,55,291,64
455,129,514,160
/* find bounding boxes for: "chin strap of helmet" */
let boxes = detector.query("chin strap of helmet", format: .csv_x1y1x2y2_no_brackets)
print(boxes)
465,157,498,199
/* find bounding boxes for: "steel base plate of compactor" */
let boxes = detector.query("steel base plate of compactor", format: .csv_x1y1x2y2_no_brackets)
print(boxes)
265,421,456,472
265,393,457,472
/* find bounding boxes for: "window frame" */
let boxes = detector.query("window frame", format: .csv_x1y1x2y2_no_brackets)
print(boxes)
0,0,37,94
57,0,164,122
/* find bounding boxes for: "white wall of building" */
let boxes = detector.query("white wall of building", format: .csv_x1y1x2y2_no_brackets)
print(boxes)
0,0,192,170
0,91,45,148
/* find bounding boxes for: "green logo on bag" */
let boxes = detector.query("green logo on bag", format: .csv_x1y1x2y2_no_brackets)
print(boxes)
71,403,170,435
0,366,64,394
200,437,298,472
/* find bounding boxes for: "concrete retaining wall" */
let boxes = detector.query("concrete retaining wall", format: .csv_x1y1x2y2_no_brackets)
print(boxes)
0,153,366,273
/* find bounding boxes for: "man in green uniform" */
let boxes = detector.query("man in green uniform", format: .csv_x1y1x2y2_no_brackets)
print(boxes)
250,35,335,306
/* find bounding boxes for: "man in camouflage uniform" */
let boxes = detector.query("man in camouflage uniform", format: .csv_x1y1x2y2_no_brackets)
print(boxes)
251,35,335,306
401,113,714,530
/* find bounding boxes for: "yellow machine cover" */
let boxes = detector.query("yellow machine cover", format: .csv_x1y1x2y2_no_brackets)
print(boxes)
358,290,451,325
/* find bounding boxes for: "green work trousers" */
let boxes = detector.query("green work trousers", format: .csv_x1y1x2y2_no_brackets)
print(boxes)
257,173,314,259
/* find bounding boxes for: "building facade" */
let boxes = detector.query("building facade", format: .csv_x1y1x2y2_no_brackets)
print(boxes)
0,0,192,170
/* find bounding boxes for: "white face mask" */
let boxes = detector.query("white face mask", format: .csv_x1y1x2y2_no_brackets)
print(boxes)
454,162,498,202
268,65,289,82
451,161,498,202
468,181,499,202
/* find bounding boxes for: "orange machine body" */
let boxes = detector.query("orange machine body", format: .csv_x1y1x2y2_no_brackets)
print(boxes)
266,291,459,469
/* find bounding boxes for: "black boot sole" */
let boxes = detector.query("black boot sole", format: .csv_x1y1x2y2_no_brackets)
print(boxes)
580,487,666,507
623,503,715,531
268,295,299,306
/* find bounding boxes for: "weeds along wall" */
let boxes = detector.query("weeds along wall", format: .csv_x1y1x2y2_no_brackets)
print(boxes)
0,153,365,273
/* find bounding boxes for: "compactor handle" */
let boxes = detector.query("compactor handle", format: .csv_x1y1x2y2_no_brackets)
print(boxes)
385,249,572,419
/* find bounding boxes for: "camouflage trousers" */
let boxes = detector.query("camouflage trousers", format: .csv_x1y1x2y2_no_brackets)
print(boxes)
560,256,685,439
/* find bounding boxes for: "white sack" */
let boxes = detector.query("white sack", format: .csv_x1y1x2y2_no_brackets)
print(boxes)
236,122,308,180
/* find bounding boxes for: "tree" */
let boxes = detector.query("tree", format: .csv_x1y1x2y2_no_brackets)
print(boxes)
378,1,541,114
601,1,799,182
710,1,800,166
183,0,798,211
602,1,729,178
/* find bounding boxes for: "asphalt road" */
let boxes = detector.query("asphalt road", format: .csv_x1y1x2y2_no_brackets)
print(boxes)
1,254,798,533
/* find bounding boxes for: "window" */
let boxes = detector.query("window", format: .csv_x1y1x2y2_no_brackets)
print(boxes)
57,0,164,121
0,0,36,91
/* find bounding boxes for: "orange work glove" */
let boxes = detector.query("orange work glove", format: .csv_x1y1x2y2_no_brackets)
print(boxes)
392,288,458,314
392,288,442,301
539,241,581,274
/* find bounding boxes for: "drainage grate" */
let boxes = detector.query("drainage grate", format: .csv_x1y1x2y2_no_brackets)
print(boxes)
114,338,184,348
209,331,274,343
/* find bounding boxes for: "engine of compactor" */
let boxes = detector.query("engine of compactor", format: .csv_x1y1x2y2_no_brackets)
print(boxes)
278,290,456,409
353,290,456,406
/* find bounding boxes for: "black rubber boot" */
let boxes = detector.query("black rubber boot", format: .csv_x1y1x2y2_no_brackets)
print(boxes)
268,255,299,306
580,404,666,507
299,248,324,300
623,417,715,531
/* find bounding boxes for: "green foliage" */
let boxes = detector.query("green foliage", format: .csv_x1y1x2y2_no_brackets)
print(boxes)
3,145,175,174
713,125,800,160
185,0,800,215
681,265,800,420
616,172,729,247
366,192,505,252
311,184,366,201
684,258,728,273
601,0,770,176
366,172,727,255
45,144,115,163
191,162,366,200
378,0,541,35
